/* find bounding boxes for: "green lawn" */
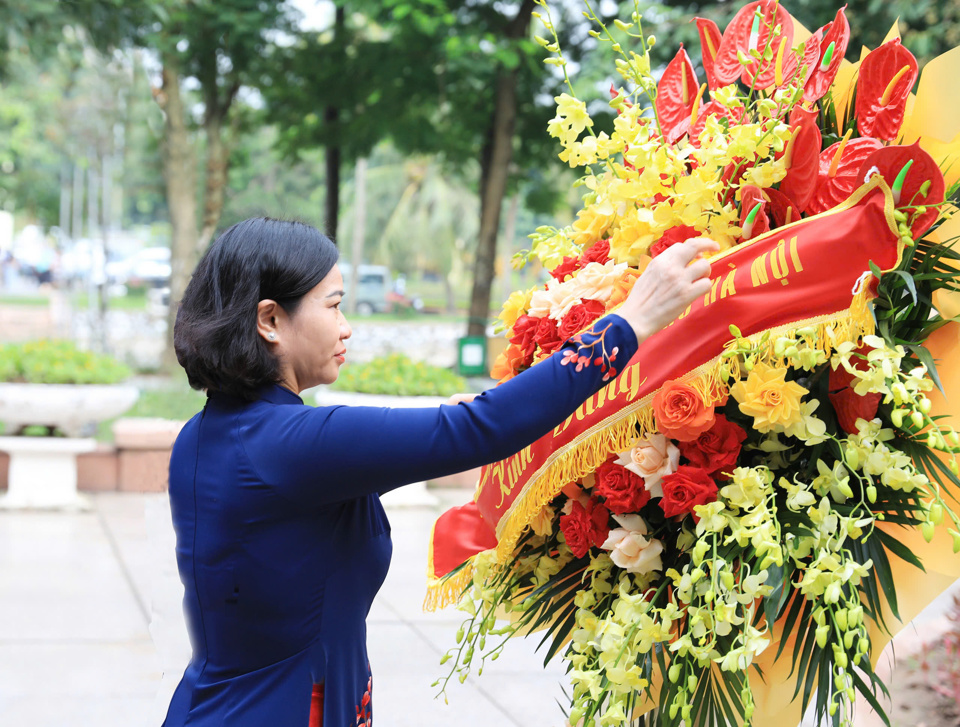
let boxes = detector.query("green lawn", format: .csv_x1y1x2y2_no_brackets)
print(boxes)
0,294,48,306
95,376,206,442
0,290,150,312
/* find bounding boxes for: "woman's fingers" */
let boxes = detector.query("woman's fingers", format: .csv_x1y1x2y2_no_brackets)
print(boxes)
617,236,724,343
685,258,712,282
664,236,721,267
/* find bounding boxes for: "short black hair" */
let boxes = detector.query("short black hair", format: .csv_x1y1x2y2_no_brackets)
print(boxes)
174,217,339,400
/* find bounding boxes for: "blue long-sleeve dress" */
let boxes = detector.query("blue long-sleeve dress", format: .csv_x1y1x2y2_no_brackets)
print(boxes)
162,314,638,727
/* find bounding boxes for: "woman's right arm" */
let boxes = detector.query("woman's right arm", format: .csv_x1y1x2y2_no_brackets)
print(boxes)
243,238,718,507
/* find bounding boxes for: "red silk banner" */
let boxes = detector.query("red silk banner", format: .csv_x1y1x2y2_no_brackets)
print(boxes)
427,179,901,596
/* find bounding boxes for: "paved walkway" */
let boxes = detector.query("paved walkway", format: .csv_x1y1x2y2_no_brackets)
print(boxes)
2,490,958,727
0,490,569,727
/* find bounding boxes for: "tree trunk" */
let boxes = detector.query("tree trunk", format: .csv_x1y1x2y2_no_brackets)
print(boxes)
325,132,341,242
501,193,519,305
197,112,230,250
158,55,199,372
323,5,346,243
466,0,535,338
347,157,366,315
467,73,518,337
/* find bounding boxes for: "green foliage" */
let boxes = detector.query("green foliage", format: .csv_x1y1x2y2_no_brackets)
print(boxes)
331,353,466,396
0,340,131,384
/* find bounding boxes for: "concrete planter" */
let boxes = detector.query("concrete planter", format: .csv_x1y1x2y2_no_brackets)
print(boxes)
0,382,140,437
315,388,449,507
0,436,98,509
0,383,140,509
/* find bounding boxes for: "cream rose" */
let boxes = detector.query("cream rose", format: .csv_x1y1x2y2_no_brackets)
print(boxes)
614,434,679,498
528,278,583,321
568,261,627,303
600,514,664,574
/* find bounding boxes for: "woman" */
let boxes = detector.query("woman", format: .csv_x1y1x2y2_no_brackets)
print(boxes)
163,217,716,726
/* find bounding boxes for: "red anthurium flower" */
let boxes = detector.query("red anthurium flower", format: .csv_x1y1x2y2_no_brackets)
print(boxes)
714,0,793,89
764,28,823,92
803,7,851,103
694,17,724,91
807,137,883,215
783,29,824,91
857,142,946,239
777,104,822,211
763,187,802,228
739,185,771,241
828,349,881,434
855,38,919,141
656,46,700,144
718,155,753,206
830,387,882,434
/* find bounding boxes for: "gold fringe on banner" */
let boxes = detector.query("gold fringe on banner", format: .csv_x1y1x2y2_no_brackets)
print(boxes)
424,560,476,612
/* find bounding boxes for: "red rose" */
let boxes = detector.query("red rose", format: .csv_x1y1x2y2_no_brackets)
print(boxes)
559,498,610,558
508,315,541,366
679,414,746,479
659,465,718,519
551,255,582,282
534,316,562,355
558,299,606,341
594,460,651,514
580,239,611,265
650,225,700,258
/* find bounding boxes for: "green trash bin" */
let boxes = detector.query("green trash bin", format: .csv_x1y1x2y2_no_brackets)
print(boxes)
457,336,487,376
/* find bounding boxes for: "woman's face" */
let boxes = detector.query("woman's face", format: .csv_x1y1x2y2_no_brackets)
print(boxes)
265,264,352,392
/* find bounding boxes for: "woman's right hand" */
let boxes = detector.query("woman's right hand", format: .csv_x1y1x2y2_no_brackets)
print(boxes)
616,237,720,345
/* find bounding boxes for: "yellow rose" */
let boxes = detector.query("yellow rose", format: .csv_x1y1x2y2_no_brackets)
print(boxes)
572,206,614,248
730,362,808,432
498,286,536,331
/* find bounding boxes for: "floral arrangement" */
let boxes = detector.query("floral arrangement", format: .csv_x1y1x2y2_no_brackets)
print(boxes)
0,340,131,385
433,1,960,726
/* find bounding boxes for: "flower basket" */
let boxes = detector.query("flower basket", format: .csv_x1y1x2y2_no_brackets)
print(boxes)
426,2,960,725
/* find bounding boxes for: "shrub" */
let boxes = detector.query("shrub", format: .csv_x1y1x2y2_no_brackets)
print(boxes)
331,353,467,397
0,340,131,384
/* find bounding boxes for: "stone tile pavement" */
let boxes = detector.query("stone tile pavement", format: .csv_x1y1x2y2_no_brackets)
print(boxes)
2,489,959,727
0,490,570,727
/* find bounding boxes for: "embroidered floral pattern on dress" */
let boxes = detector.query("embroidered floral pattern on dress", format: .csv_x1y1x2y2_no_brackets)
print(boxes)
559,322,621,381
355,674,372,727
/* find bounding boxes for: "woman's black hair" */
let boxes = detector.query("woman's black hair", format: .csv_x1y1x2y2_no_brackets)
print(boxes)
174,217,339,400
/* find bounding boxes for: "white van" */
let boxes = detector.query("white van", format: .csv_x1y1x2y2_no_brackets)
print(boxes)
338,263,391,315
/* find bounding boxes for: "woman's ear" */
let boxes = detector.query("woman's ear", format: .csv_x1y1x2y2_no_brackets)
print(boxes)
256,300,281,343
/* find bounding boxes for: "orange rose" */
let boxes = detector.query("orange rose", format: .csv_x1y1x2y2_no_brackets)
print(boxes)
490,343,525,383
606,267,645,310
652,379,716,442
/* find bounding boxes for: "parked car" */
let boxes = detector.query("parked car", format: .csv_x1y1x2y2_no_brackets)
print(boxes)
106,246,171,287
